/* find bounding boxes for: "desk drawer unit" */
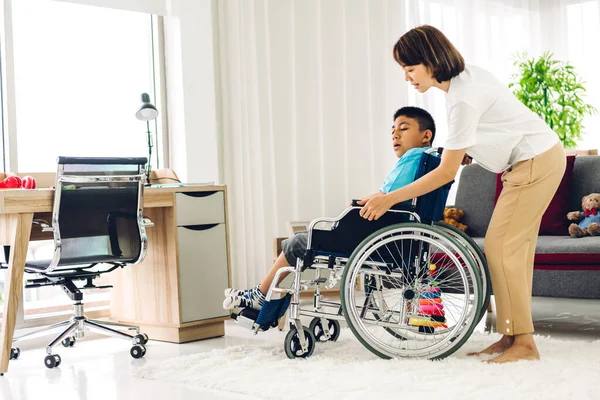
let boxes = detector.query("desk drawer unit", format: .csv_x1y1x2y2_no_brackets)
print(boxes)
176,191,229,324
176,191,225,226
177,223,229,323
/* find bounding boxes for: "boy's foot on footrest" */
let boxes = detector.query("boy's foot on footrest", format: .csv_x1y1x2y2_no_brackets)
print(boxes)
223,295,252,310
224,288,248,298
223,284,266,311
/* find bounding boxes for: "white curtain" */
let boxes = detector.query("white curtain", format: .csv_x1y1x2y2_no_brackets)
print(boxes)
216,0,600,289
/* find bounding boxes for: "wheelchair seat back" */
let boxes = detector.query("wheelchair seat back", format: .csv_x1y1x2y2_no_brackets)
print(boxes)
413,151,454,223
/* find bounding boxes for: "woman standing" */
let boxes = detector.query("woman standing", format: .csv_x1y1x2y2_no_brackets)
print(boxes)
359,25,566,363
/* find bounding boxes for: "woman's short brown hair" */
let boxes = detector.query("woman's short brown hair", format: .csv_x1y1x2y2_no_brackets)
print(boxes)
393,25,465,82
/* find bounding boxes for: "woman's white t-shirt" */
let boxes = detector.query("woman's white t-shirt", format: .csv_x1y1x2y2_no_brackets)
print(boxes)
444,65,559,173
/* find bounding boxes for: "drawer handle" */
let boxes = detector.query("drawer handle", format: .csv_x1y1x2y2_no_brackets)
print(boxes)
181,223,220,231
181,191,218,198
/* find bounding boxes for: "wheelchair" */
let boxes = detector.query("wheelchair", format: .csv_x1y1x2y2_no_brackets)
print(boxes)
231,148,491,360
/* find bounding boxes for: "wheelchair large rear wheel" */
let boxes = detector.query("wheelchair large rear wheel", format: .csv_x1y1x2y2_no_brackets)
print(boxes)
359,224,484,343
341,223,482,360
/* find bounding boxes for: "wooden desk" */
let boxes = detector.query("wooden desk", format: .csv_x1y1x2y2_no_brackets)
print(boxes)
0,185,232,374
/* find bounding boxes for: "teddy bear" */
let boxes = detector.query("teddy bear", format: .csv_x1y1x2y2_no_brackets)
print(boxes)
441,207,468,232
567,193,600,238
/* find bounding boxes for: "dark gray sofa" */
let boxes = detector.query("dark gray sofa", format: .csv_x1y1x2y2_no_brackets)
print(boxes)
453,156,600,299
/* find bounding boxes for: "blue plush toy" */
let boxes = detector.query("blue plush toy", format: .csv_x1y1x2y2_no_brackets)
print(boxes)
567,193,600,238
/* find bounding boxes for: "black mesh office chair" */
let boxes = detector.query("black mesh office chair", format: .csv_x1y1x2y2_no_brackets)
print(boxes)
4,157,153,369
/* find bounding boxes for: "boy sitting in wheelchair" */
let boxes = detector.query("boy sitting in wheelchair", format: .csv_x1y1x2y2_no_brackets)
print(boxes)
224,106,435,312
223,107,486,360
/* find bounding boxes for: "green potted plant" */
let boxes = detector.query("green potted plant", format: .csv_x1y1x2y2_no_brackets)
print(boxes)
509,51,597,149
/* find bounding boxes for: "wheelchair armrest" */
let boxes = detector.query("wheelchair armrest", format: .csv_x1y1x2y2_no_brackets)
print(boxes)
350,199,416,212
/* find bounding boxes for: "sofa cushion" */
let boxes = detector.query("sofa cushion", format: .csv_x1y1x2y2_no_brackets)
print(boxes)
471,236,600,265
533,236,600,254
494,155,576,235
569,156,600,211
453,164,497,238
454,156,600,239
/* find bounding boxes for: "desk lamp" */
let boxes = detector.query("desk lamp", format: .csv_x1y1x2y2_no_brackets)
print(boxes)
135,93,159,185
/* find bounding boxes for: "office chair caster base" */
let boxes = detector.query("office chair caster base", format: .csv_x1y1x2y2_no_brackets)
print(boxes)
44,354,61,369
10,347,20,360
134,333,149,345
61,336,76,347
130,344,146,359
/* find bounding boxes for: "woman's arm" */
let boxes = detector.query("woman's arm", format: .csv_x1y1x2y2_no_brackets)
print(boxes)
359,148,467,220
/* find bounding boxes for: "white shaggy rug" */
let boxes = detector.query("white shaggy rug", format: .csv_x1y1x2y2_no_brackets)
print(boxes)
133,330,600,400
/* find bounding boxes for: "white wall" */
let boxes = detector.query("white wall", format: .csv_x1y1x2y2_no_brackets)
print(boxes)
163,0,220,184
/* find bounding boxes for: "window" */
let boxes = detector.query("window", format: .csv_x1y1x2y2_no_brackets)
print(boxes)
0,0,162,323
0,77,5,173
12,0,160,172
0,3,6,173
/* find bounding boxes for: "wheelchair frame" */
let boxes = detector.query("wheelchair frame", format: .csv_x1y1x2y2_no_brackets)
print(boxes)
266,208,421,351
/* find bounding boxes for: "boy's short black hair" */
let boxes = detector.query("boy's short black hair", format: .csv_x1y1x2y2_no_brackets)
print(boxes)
393,106,436,144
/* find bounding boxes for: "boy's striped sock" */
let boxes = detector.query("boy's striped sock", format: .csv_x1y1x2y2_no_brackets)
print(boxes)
223,284,266,310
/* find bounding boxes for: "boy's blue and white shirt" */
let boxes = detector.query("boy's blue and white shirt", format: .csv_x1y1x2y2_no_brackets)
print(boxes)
379,146,432,194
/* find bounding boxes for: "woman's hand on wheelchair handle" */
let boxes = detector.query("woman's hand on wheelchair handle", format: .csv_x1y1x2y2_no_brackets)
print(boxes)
354,191,384,207
359,194,394,221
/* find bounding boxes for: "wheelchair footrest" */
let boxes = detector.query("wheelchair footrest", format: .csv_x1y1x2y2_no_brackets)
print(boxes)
231,294,292,331
255,294,292,328
231,308,260,330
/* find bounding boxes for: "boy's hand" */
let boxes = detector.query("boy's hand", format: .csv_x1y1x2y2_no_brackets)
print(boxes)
461,154,473,166
360,194,393,221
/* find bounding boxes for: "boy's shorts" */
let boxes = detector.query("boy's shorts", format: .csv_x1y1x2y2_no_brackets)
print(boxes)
281,231,308,266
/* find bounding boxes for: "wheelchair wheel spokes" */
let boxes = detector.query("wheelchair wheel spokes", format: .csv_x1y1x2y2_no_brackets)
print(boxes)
341,223,482,360
433,221,491,326
362,276,408,340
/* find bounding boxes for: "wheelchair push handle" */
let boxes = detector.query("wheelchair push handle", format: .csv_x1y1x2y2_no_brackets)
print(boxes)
351,199,363,207
431,147,473,164
351,199,415,212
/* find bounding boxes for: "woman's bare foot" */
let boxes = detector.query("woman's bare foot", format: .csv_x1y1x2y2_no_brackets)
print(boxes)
486,333,540,364
467,334,514,356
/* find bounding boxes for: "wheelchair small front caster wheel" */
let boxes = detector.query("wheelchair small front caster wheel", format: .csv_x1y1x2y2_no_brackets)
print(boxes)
10,347,20,360
62,336,76,347
44,354,61,369
130,344,146,359
134,333,149,345
284,327,315,359
309,317,341,342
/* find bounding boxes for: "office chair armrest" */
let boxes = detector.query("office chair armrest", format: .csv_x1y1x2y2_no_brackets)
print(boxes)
32,219,55,233
143,217,154,228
